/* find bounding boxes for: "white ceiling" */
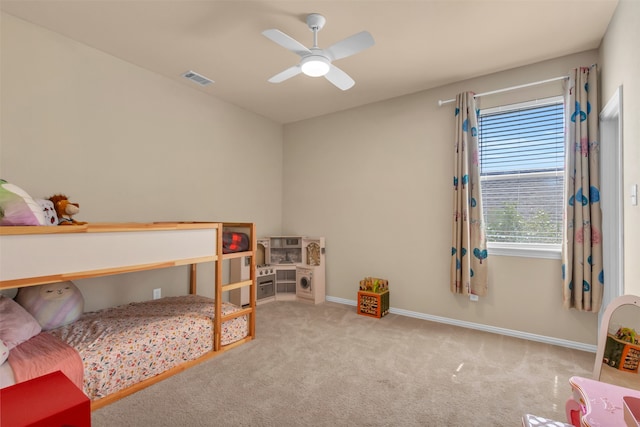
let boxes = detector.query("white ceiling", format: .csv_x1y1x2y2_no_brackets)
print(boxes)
1,0,618,124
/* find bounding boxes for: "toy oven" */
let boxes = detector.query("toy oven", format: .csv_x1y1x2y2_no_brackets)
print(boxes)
256,273,275,300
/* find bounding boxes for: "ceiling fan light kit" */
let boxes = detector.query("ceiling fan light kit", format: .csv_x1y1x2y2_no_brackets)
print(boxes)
301,55,330,77
262,13,374,90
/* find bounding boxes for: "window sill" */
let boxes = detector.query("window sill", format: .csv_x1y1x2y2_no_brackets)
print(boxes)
488,243,561,260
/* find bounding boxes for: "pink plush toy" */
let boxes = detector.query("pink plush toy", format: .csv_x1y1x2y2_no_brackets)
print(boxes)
16,281,84,330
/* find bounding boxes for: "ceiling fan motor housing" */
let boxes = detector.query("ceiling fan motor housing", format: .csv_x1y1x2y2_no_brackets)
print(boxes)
306,13,326,31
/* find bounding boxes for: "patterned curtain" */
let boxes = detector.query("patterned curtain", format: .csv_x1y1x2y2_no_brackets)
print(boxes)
562,65,603,311
450,92,488,296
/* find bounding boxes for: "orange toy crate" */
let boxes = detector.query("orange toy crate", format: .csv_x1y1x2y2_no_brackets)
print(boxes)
603,334,640,373
620,344,640,373
357,290,390,318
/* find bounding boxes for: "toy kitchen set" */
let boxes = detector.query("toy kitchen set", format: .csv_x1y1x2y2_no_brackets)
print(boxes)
229,236,326,306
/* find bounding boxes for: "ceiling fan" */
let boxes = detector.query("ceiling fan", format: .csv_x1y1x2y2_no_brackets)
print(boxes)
262,13,375,91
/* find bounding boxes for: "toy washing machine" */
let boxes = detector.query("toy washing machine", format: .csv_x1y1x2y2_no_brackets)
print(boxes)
296,267,314,301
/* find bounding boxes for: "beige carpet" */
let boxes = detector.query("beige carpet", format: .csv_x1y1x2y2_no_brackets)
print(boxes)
92,301,594,426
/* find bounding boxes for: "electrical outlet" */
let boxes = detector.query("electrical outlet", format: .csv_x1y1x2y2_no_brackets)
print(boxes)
469,294,479,302
153,288,161,300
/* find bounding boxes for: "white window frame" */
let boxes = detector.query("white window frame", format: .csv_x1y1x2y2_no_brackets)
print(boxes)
479,96,564,260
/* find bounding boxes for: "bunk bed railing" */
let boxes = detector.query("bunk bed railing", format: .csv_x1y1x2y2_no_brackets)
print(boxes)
0,222,219,290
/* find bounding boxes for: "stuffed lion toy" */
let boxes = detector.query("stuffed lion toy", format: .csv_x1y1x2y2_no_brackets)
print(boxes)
48,194,87,225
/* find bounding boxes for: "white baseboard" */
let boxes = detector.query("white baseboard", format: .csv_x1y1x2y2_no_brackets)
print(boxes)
326,296,597,353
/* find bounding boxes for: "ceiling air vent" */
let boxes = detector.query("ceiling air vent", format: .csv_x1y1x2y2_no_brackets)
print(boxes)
182,70,214,86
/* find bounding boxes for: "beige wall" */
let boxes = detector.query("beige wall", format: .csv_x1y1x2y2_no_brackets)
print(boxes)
0,13,284,309
599,0,640,297
283,50,600,345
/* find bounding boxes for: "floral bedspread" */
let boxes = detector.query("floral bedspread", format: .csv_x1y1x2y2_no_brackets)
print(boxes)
48,295,246,400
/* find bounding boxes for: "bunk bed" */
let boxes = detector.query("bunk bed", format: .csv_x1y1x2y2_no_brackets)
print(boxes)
0,221,256,409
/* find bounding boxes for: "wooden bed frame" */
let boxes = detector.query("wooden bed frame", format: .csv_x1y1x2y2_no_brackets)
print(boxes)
0,221,256,409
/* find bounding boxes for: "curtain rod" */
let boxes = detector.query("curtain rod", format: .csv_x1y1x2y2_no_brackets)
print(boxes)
437,75,569,107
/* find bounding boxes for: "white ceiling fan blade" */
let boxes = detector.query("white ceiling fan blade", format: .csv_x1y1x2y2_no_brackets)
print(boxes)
262,29,311,57
324,65,355,91
268,65,302,83
325,31,375,61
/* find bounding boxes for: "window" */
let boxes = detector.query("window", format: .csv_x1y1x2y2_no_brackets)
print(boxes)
478,97,564,255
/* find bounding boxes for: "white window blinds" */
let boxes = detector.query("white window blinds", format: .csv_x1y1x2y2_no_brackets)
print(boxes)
479,97,564,244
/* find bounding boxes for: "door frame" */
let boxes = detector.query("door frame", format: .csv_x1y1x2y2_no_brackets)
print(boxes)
599,85,624,325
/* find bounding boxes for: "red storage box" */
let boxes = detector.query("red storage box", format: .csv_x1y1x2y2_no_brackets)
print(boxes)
0,370,90,427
